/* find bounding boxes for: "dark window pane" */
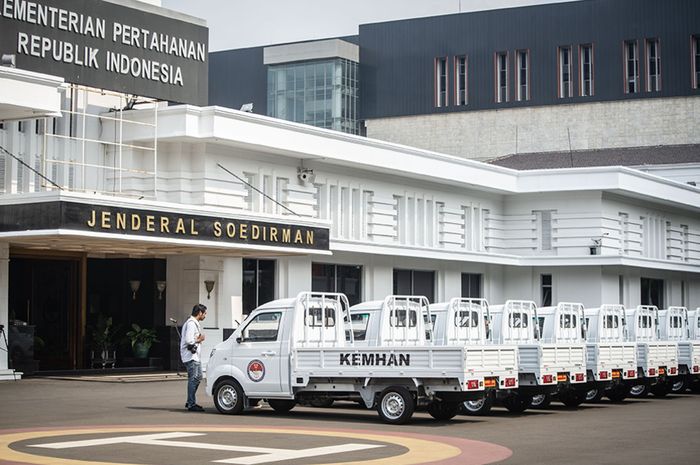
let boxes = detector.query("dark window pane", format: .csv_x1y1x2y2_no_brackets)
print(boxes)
641,278,664,307
312,263,335,293
242,259,257,315
257,260,275,308
393,269,412,295
337,265,362,306
413,271,435,303
461,273,482,298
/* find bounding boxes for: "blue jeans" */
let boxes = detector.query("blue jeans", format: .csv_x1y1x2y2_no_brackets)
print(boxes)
185,360,202,408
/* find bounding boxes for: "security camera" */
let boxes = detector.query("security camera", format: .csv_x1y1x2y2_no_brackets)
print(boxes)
297,168,315,183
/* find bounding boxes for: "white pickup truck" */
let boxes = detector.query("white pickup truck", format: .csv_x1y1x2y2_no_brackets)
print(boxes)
681,309,700,393
583,304,637,402
207,292,485,424
626,305,679,398
525,303,588,408
659,306,699,394
426,298,519,415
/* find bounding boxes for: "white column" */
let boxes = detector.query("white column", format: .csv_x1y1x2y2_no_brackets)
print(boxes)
0,242,12,376
277,256,311,298
220,257,243,328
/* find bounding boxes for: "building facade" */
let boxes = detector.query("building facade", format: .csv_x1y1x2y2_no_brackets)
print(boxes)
1,0,699,380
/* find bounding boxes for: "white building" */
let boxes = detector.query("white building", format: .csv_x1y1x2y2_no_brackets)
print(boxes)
0,0,698,379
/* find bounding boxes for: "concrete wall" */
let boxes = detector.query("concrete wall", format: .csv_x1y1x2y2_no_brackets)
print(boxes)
365,97,700,162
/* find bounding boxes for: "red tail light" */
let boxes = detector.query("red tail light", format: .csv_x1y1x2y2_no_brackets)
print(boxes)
505,377,516,387
599,371,608,380
670,367,677,375
467,379,479,390
627,370,636,378
693,366,699,373
648,368,656,376
575,373,585,382
542,374,553,383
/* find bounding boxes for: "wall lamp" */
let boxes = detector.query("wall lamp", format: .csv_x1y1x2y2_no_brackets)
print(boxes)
204,280,215,299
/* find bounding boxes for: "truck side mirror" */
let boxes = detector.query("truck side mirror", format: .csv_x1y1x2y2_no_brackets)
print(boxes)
235,336,242,344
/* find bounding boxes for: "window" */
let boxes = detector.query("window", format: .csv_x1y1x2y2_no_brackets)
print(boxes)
305,307,335,327
604,315,619,329
509,312,529,328
671,316,682,329
461,273,482,298
541,274,553,307
0,122,4,130
638,315,652,329
693,35,700,89
17,121,25,133
393,269,435,303
312,263,362,306
455,55,467,106
240,312,282,342
516,50,529,101
624,40,640,93
580,44,594,96
534,210,554,251
351,313,369,340
242,259,275,315
390,308,417,328
455,310,479,328
435,57,448,107
495,52,509,103
558,46,573,98
641,277,664,307
560,313,577,329
645,38,661,92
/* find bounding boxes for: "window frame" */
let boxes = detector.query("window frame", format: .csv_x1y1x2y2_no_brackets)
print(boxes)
239,311,283,343
645,38,661,92
541,274,553,307
579,43,594,97
454,55,468,106
495,51,509,103
558,45,573,98
516,49,530,101
624,40,640,94
691,35,700,89
435,56,448,107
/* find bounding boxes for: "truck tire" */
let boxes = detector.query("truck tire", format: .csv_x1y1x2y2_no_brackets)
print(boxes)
529,393,551,409
585,388,605,403
690,379,700,394
214,379,245,414
267,399,296,413
606,384,628,402
503,393,531,413
377,386,415,424
628,383,649,398
559,389,586,408
427,401,460,420
462,393,494,416
650,381,670,397
670,377,687,393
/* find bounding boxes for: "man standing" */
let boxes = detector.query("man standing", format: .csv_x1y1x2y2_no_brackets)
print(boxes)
181,304,207,412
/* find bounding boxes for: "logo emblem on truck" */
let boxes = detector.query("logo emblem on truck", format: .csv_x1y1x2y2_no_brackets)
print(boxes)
247,360,265,382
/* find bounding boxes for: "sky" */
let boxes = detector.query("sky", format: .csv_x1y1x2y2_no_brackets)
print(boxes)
161,0,576,51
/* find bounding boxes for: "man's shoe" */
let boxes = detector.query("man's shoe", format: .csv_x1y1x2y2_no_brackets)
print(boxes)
187,404,205,412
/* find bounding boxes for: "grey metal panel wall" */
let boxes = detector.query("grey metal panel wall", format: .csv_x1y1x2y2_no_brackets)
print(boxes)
209,47,267,112
360,0,700,119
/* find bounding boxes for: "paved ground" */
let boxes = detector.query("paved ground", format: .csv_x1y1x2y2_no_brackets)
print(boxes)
1,377,699,465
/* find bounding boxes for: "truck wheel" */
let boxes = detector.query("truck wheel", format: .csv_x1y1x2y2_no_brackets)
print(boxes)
214,379,245,414
559,390,586,408
529,393,551,409
690,379,700,394
268,399,296,413
585,388,604,403
650,381,670,397
462,393,494,416
377,386,415,424
606,384,628,402
628,383,649,398
503,393,531,413
671,377,687,393
427,401,460,420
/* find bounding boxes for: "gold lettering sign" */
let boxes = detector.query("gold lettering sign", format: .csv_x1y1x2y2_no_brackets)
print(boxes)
82,208,324,249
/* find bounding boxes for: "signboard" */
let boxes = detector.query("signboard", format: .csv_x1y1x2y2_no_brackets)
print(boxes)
0,201,330,251
0,0,208,105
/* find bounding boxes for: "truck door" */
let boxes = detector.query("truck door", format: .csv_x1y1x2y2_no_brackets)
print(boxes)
233,311,285,394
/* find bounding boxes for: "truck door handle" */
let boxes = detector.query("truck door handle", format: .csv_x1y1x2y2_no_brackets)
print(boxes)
261,351,276,356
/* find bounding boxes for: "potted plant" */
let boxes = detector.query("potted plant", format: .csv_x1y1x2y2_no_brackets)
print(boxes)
90,315,118,368
125,324,159,359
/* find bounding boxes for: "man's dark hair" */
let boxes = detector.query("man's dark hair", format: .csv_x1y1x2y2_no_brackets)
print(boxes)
192,304,207,316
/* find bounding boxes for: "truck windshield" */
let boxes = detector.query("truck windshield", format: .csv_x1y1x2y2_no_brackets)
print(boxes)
241,312,282,342
351,313,369,340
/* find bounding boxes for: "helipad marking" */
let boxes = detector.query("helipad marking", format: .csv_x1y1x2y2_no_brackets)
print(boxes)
30,431,383,465
0,425,513,465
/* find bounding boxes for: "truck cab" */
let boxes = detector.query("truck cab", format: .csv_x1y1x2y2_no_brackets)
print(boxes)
207,292,486,424
659,306,699,393
527,303,588,408
583,304,637,402
428,298,519,415
625,305,679,397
